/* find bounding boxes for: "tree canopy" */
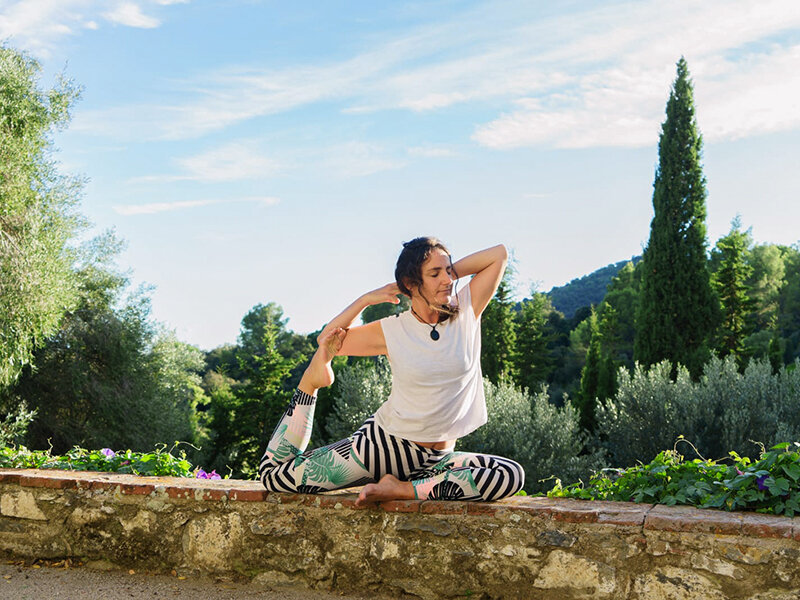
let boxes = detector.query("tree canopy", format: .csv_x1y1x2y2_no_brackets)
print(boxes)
0,47,84,387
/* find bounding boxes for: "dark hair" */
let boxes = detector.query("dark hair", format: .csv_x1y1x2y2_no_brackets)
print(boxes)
395,236,459,322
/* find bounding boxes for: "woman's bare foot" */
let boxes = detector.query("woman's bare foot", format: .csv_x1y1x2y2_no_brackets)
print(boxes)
298,328,346,393
355,474,415,506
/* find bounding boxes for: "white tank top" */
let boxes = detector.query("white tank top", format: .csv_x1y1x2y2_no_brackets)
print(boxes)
374,282,487,442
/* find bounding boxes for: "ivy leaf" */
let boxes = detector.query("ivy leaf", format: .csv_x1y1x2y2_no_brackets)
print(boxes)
781,463,800,482
767,477,791,496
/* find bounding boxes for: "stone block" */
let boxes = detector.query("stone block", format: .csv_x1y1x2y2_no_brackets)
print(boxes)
645,504,742,535
632,567,727,600
690,552,745,580
533,549,617,597
741,513,793,539
1,490,48,520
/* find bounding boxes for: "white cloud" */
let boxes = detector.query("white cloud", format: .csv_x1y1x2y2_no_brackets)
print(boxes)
130,142,281,183
0,0,93,56
0,0,189,55
323,142,405,178
175,142,280,182
696,44,800,142
114,195,279,216
471,0,800,149
104,2,160,28
64,0,800,148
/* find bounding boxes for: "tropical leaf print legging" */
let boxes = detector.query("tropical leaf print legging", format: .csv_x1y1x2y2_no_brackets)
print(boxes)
259,389,525,501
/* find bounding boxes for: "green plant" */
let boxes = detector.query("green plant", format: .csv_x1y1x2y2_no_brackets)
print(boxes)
460,377,604,494
549,440,800,516
0,443,213,478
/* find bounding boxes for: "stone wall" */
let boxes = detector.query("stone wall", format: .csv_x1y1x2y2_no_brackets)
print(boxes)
1,468,799,599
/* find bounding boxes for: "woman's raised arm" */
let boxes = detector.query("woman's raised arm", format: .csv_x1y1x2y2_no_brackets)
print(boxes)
316,282,400,356
451,244,508,317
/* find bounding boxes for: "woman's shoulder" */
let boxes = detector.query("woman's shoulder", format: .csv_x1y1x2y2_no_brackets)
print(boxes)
456,281,476,319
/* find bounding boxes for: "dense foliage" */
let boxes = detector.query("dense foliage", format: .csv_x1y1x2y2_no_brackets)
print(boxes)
481,268,518,382
1,232,207,455
597,356,800,468
0,444,203,478
548,257,640,319
200,303,314,478
0,47,83,387
635,57,718,378
711,219,754,363
550,442,800,517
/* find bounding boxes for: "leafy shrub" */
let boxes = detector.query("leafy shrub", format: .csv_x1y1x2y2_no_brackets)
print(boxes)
0,443,206,478
0,402,36,447
324,357,391,442
460,378,604,494
597,356,800,467
549,441,800,517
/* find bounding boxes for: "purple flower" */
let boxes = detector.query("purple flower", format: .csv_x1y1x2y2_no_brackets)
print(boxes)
101,448,116,459
196,468,221,480
735,468,744,476
756,475,769,491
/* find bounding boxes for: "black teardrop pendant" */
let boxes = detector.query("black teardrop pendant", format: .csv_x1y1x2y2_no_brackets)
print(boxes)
430,329,440,341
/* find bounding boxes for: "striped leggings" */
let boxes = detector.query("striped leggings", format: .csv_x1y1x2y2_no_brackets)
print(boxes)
259,389,525,501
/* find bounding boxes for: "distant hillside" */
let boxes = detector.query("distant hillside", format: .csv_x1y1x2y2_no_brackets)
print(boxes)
547,256,641,318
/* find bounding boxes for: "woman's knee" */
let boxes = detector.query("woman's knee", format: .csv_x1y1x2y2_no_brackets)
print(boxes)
259,464,298,493
486,457,525,501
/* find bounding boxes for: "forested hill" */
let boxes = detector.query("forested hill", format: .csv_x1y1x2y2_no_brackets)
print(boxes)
547,256,642,318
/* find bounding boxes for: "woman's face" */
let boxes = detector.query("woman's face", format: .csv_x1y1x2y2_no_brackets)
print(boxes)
416,248,454,305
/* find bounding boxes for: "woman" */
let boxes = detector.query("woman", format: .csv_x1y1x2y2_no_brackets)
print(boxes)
259,237,524,504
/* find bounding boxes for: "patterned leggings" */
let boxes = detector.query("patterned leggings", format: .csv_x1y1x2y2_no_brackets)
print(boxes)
259,389,525,501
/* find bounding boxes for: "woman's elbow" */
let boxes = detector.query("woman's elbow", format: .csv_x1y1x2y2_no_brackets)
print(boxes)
496,243,509,265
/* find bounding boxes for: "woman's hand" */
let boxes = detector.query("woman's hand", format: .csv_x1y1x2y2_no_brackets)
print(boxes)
315,282,399,350
361,282,402,306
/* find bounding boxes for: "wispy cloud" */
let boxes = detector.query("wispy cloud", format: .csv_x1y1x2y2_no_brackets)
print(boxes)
322,142,405,178
104,2,160,29
113,195,279,216
0,0,91,56
0,0,186,55
130,141,281,183
32,0,800,148
472,0,800,149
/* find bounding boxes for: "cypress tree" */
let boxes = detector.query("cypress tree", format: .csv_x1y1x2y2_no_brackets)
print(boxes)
514,291,556,393
711,218,754,365
481,267,517,383
577,310,602,432
577,307,619,432
634,57,718,377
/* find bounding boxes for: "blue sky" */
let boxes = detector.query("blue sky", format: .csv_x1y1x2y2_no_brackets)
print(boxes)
3,0,800,349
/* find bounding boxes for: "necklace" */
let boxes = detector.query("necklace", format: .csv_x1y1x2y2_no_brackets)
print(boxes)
411,307,440,341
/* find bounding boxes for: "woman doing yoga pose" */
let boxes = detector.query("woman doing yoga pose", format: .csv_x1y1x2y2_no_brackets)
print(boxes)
259,237,524,504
